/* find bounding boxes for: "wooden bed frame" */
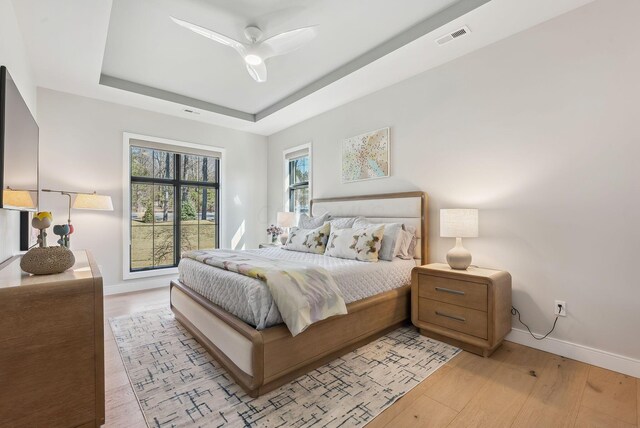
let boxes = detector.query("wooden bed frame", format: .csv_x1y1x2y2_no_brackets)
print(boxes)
170,191,428,397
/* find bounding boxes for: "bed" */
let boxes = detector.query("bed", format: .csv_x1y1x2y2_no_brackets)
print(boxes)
170,191,428,397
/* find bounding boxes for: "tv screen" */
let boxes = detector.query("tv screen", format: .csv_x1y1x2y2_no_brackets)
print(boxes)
0,66,38,211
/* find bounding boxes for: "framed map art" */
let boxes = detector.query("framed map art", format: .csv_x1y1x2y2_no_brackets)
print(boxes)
341,127,390,183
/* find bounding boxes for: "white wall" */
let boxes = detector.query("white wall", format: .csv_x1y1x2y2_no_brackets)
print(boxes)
38,88,268,291
0,0,37,263
267,0,640,369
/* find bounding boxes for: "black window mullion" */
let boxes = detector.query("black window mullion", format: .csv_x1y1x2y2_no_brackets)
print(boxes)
289,182,309,190
174,153,181,266
215,158,220,248
130,176,177,185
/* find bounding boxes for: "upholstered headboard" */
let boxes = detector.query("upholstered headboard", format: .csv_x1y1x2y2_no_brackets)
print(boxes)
310,191,428,265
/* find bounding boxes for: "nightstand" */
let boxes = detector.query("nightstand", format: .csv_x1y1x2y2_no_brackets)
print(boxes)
411,263,512,357
259,243,281,248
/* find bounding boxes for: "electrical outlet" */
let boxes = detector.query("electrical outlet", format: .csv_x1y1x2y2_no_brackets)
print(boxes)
555,300,567,317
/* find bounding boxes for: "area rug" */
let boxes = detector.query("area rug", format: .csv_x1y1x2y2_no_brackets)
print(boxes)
109,309,460,427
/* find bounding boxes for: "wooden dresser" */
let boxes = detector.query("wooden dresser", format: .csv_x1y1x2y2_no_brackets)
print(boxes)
0,250,105,427
411,263,512,357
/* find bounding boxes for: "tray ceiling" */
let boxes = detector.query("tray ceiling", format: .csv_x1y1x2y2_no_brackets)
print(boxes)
11,0,596,134
100,0,478,121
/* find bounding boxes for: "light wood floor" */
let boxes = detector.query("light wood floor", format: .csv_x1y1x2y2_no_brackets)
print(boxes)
104,287,639,428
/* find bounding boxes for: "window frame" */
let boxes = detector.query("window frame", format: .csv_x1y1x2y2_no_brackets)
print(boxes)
283,143,312,214
122,133,225,280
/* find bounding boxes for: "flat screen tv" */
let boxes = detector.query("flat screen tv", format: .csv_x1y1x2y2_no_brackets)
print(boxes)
0,65,38,211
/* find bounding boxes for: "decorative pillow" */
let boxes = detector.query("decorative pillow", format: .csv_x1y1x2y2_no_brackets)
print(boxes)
395,230,416,260
298,213,330,229
325,224,385,262
284,223,330,254
396,226,417,260
328,216,364,230
353,218,403,261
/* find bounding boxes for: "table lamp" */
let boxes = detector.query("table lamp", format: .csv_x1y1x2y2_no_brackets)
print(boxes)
73,192,114,211
2,187,35,209
440,208,478,270
42,189,114,247
276,211,297,245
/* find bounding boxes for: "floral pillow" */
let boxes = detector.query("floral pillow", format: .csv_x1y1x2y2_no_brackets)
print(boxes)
353,218,404,261
324,224,385,262
283,223,330,254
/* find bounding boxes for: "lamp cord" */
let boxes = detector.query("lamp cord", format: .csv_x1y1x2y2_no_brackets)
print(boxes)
511,306,559,341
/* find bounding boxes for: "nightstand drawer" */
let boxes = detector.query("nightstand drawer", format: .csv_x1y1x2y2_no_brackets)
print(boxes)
418,298,488,339
418,274,487,311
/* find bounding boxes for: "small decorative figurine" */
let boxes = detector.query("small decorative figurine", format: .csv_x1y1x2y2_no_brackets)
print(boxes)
20,212,75,275
53,224,71,248
31,211,53,247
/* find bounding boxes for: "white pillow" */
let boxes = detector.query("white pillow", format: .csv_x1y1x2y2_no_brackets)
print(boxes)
328,216,364,230
298,213,330,229
396,226,417,260
325,224,385,262
353,218,403,261
284,223,330,254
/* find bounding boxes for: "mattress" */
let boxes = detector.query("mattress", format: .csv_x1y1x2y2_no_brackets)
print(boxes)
177,247,417,329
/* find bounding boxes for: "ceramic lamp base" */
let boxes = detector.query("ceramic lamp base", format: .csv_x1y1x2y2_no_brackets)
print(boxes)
446,237,472,270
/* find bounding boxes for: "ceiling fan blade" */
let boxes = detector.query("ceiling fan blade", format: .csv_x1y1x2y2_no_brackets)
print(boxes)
171,16,246,56
259,26,318,59
246,62,267,83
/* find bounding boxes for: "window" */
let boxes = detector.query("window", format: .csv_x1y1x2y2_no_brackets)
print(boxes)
129,145,219,272
285,145,310,214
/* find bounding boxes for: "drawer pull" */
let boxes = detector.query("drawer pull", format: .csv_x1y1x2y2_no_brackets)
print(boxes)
435,287,465,296
435,311,466,322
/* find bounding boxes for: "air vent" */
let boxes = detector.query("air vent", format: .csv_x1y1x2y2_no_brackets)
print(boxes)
183,108,200,115
436,26,470,45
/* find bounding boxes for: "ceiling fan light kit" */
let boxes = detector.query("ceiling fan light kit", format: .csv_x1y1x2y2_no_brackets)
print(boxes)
244,54,263,65
171,17,318,83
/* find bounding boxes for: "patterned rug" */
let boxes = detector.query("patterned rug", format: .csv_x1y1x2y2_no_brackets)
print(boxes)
109,309,460,428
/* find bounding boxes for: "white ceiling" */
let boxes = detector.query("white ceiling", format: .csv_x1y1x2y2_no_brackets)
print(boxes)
12,0,594,135
102,0,460,114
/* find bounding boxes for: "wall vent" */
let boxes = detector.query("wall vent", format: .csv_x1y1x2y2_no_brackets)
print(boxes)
436,26,470,45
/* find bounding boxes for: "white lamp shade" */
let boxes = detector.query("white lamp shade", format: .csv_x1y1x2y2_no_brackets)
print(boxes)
440,209,478,238
73,193,114,211
276,211,297,228
2,189,35,208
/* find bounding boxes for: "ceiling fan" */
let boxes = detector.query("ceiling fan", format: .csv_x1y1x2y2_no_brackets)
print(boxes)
171,17,318,83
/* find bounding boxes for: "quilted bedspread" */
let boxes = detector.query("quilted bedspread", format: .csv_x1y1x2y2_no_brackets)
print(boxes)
178,248,416,330
182,249,347,336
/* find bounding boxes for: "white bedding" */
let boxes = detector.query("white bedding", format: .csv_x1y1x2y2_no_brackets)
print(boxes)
178,247,417,329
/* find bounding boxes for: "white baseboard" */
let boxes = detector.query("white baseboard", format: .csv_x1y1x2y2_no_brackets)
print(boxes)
103,278,174,296
507,328,640,378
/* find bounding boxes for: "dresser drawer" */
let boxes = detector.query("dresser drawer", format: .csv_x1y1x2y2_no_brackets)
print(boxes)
418,298,488,339
418,274,487,311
